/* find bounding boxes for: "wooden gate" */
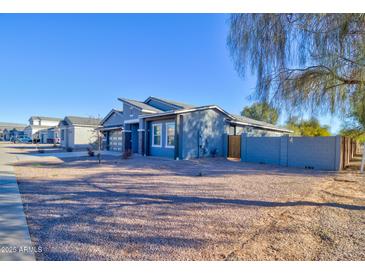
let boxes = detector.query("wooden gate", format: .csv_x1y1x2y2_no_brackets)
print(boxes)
228,135,241,158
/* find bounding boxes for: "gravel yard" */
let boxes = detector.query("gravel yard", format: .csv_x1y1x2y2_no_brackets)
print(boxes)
13,150,365,260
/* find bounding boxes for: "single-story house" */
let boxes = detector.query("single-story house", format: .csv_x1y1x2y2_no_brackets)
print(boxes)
99,96,291,159
59,116,101,149
24,116,62,141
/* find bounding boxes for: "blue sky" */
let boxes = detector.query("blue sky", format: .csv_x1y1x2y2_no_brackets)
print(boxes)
0,14,341,133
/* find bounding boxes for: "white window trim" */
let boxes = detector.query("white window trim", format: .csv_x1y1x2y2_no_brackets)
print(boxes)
165,122,175,149
151,123,162,147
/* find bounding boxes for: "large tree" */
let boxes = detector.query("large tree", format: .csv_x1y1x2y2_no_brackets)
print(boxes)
340,89,365,142
228,14,365,116
228,14,365,171
241,102,279,124
286,117,331,137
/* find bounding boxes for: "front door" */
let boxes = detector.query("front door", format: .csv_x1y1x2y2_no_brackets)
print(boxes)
131,124,139,153
124,132,132,151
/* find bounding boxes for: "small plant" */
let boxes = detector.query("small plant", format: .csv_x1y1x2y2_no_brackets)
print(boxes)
66,147,73,152
122,149,132,160
38,149,45,154
197,171,204,177
87,147,95,157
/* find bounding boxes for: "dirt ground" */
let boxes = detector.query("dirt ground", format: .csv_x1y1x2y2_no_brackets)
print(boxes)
11,145,365,260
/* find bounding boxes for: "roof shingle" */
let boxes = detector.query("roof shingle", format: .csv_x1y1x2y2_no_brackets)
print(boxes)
118,98,162,113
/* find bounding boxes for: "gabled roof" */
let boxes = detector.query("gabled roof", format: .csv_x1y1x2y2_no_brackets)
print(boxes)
144,96,195,110
139,105,291,133
100,109,123,125
30,116,62,122
139,105,235,119
63,116,101,126
118,98,162,113
230,114,292,133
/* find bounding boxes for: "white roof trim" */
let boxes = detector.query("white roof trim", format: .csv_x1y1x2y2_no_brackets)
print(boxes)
99,126,123,131
124,118,139,124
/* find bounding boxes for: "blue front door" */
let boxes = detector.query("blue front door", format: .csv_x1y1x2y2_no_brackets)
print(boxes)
131,123,139,153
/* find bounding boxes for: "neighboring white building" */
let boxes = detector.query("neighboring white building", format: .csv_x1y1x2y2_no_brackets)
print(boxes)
24,116,62,141
59,116,101,149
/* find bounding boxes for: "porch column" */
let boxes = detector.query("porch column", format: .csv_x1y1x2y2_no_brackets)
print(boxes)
174,115,181,160
144,121,149,157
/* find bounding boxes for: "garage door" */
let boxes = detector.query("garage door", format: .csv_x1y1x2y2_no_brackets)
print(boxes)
108,130,122,151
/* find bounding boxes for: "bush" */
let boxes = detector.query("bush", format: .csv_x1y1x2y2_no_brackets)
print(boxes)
87,147,95,157
66,147,73,152
38,149,45,154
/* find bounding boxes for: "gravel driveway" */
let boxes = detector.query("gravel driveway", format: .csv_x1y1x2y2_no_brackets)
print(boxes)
13,153,365,260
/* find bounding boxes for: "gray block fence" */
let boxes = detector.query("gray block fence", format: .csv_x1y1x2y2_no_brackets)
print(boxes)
240,134,342,171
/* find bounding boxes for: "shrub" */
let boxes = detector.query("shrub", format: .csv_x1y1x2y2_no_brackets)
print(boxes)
38,149,45,154
87,147,95,157
66,147,73,152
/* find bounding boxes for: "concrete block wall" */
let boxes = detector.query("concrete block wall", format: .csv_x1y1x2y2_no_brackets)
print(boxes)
241,134,342,171
244,136,281,165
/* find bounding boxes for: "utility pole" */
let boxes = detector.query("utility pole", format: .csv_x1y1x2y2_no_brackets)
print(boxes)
97,129,101,164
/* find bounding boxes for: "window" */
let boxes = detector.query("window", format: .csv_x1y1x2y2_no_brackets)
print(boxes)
165,123,175,148
152,124,162,147
61,130,65,141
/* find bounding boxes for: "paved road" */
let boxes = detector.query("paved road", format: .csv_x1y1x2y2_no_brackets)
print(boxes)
0,143,35,260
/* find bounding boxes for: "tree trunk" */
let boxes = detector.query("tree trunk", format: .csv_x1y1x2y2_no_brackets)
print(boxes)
361,144,365,173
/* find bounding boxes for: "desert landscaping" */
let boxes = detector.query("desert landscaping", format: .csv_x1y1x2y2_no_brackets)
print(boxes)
6,144,364,260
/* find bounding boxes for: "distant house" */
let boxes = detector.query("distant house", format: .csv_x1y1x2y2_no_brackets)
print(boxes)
99,96,291,159
0,122,27,141
38,127,61,144
24,116,62,141
59,116,101,149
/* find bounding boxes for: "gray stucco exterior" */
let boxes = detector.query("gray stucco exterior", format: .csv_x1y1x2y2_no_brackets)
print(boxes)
100,96,291,159
102,111,124,127
123,104,142,120
180,109,228,159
